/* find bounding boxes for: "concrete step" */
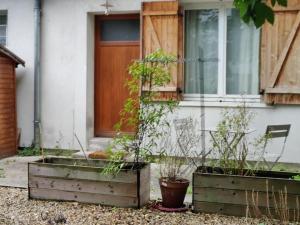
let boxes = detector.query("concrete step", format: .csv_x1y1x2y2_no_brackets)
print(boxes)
72,150,95,158
72,137,113,158
88,137,112,150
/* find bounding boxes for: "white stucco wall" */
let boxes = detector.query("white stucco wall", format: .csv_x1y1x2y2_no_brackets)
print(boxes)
2,0,300,163
176,103,300,163
0,0,35,147
40,0,144,150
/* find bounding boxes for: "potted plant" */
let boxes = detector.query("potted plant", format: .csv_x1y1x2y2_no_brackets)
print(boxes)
157,118,201,209
158,143,190,209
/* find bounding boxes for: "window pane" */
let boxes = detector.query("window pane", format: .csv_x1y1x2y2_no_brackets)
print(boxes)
185,9,219,94
226,9,260,95
100,19,140,41
0,11,7,26
0,26,6,37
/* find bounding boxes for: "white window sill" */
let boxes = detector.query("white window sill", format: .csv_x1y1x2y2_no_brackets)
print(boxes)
180,95,271,108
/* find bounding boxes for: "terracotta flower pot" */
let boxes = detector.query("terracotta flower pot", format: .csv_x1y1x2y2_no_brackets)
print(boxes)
159,177,189,208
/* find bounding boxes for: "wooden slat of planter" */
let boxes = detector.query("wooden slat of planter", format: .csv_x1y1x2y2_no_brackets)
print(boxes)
193,173,300,195
194,187,300,209
0,84,13,89
30,188,139,208
28,163,137,183
29,176,138,197
193,201,300,220
194,201,250,217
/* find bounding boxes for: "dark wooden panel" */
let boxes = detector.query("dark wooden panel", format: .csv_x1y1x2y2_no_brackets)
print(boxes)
0,57,14,64
0,78,14,84
0,83,13,88
0,138,17,145
0,59,16,159
0,123,15,129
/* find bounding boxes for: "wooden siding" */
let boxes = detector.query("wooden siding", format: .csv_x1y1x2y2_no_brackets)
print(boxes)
0,54,17,158
28,157,150,208
261,1,300,104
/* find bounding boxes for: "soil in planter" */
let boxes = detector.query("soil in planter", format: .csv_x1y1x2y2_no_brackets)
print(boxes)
42,157,147,171
196,166,299,179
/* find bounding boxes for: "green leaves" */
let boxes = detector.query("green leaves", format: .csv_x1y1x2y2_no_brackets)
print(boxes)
103,50,179,176
293,175,300,181
276,0,287,7
234,0,288,28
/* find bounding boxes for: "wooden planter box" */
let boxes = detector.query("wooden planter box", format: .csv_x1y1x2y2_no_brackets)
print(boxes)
193,167,300,220
28,157,150,208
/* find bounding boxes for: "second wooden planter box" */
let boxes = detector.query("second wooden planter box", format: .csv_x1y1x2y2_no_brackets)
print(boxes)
28,157,150,208
193,167,300,220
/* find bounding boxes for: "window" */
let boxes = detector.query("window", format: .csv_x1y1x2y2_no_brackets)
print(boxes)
184,6,260,97
0,11,7,46
100,19,140,42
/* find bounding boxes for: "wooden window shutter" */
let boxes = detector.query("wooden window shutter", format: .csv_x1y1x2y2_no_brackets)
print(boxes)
260,2,300,104
141,0,183,100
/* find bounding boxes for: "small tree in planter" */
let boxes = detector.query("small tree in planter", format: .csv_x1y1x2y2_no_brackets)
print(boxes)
103,49,179,174
28,50,178,208
207,102,267,175
192,103,300,222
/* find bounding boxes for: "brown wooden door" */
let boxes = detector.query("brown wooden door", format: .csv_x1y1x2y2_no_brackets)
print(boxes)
95,15,140,137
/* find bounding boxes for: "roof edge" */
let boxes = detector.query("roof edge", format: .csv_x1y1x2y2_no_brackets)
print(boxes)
0,45,25,67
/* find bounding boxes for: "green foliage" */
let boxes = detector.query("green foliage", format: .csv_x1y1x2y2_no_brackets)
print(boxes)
104,49,179,175
187,186,193,195
18,147,40,156
209,102,268,175
293,175,300,181
234,0,287,28
101,150,127,176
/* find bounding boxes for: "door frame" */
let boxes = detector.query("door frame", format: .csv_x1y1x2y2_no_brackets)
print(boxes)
94,14,140,137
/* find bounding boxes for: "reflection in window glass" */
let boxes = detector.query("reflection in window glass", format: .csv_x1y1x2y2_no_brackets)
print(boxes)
226,9,260,95
100,19,140,41
185,10,219,94
0,11,7,46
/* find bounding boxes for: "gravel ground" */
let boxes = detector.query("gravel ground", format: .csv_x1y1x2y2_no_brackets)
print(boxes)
0,187,271,225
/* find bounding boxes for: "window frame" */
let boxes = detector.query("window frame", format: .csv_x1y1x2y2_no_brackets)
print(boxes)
0,10,7,46
182,2,261,102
